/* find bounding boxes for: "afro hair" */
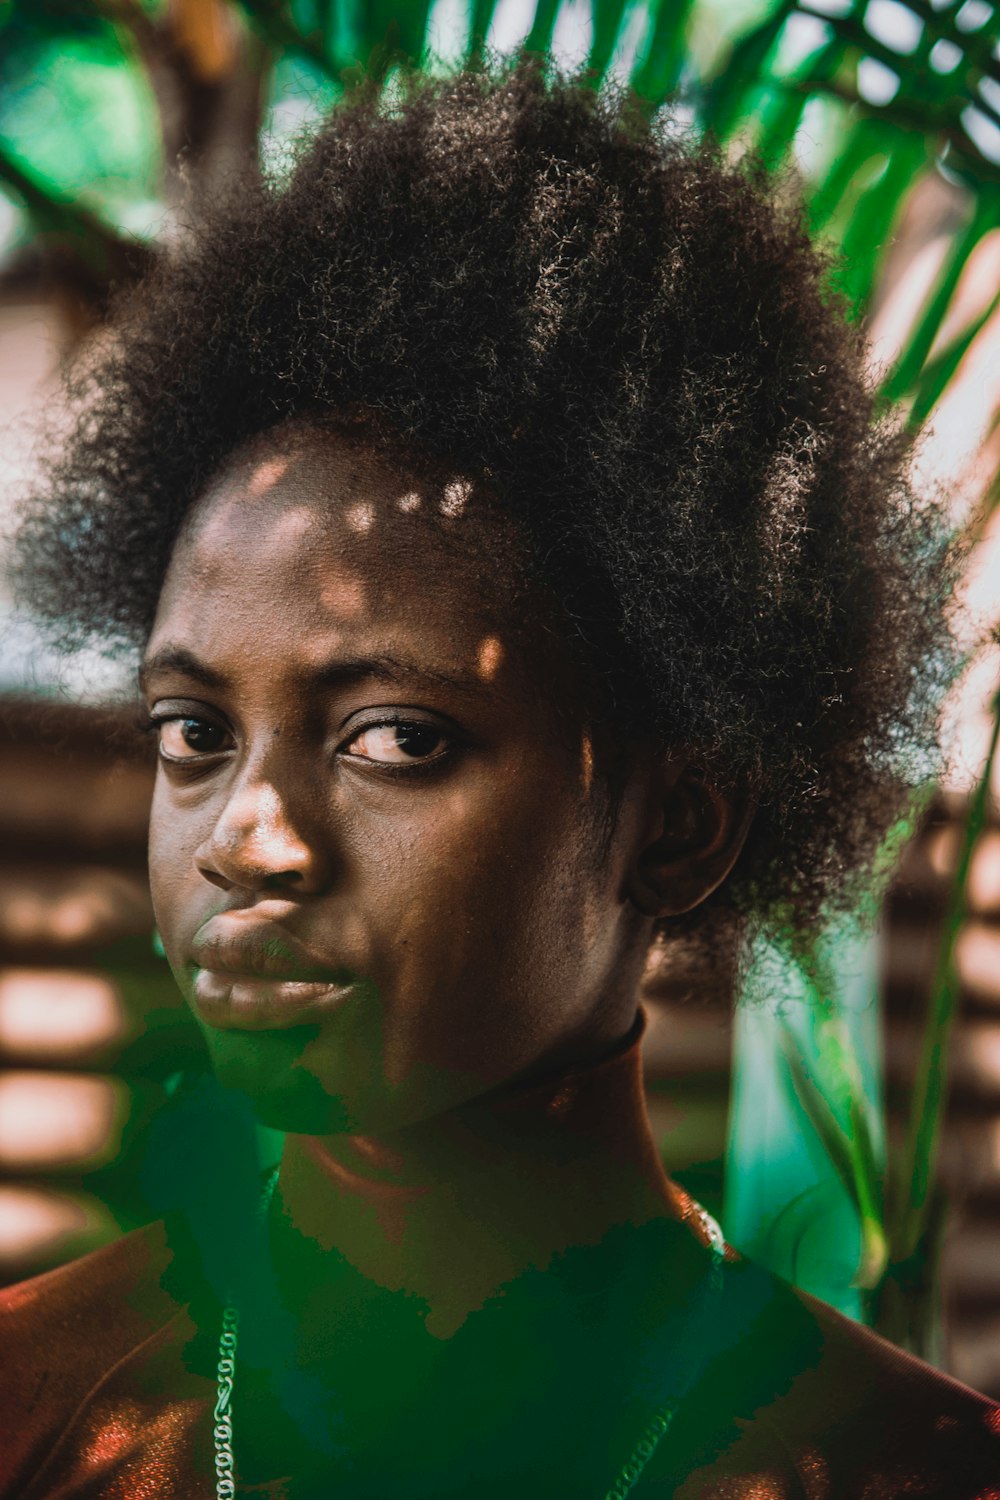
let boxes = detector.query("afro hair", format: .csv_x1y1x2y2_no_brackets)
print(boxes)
13,60,959,962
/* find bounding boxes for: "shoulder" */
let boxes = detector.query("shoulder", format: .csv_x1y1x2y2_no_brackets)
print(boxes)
642,1246,1000,1498
0,1217,179,1362
0,1222,200,1497
766,1285,1000,1495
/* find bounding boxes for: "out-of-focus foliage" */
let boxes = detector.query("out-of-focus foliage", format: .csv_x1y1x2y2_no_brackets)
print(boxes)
2,0,999,367
710,2,1000,1367
726,921,887,1325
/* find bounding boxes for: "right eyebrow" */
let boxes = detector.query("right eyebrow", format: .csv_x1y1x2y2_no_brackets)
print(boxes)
138,646,228,694
138,644,491,701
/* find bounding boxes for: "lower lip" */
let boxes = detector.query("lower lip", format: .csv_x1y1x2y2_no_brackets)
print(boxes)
191,969,355,1030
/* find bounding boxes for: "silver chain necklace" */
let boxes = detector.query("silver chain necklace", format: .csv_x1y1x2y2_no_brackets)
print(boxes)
213,1174,726,1500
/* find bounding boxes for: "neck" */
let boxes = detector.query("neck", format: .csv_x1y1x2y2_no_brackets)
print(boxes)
272,1005,680,1339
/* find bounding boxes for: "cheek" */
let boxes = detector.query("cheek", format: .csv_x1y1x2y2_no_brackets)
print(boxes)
366,774,605,1001
147,776,212,947
147,780,176,911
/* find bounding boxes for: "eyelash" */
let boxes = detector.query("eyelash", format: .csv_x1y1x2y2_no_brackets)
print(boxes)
143,711,457,776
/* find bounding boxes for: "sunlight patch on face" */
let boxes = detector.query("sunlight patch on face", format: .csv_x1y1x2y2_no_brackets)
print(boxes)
477,635,504,680
222,782,285,852
441,479,472,518
189,485,252,550
580,730,594,797
444,788,470,821
397,490,422,513
320,575,368,618
345,501,376,533
577,884,604,954
267,503,319,546
247,456,290,496
337,909,369,954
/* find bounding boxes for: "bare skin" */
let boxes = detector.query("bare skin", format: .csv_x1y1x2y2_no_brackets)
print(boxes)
143,422,750,1478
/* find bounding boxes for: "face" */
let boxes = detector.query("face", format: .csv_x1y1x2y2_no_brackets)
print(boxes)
144,425,652,1134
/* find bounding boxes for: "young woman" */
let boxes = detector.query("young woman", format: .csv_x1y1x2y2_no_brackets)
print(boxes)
4,62,999,1500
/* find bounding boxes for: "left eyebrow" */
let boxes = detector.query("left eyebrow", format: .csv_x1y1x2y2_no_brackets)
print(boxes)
308,653,491,699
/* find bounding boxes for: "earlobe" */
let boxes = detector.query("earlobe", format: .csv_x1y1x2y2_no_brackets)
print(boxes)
628,765,755,919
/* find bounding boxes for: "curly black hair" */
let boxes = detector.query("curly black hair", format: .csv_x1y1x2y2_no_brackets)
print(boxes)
13,60,958,960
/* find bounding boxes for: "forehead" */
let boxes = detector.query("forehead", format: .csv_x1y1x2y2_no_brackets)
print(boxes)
177,429,495,578
149,425,534,681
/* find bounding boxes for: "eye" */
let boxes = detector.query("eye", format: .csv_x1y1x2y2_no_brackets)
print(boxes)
344,721,449,765
152,715,233,761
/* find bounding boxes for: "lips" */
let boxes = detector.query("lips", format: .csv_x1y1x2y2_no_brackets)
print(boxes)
191,917,353,985
189,916,358,1030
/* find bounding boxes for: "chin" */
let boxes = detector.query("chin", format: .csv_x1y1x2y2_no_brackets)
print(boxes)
202,1026,356,1135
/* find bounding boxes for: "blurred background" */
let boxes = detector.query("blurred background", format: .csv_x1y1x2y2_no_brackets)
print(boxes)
1,0,999,1396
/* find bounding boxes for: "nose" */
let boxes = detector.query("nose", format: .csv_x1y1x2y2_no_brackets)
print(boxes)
195,771,334,896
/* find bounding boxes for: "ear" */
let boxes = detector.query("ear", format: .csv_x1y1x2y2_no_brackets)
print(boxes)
626,761,756,919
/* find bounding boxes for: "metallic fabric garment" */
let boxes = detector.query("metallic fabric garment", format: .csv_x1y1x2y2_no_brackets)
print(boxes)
6,1213,998,1499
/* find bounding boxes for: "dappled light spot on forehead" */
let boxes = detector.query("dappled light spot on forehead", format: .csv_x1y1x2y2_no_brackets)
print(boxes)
477,635,504,680
441,479,472,518
247,456,290,497
397,490,422,513
182,488,320,580
346,501,376,533
266,503,320,547
320,575,368,618
189,483,251,549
